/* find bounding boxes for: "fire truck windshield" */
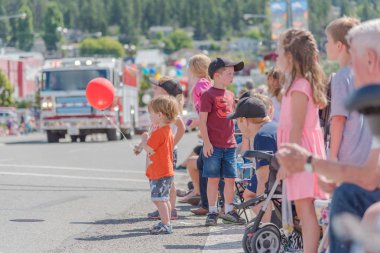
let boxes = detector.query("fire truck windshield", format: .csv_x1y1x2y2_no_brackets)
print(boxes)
42,69,109,91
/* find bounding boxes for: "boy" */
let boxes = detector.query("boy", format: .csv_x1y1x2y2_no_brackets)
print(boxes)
228,95,278,223
199,57,245,226
140,95,179,234
325,17,372,165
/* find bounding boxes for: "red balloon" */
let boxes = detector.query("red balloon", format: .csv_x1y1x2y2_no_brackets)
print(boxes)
86,78,114,110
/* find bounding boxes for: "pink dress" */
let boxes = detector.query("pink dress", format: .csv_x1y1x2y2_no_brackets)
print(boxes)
277,78,326,201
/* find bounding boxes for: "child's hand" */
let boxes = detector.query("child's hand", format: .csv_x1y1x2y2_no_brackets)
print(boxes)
141,132,148,143
203,142,213,158
133,144,143,155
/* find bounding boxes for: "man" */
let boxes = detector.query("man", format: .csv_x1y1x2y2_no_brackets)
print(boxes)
276,19,380,253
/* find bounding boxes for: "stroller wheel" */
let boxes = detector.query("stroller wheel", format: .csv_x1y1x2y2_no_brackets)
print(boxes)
242,222,257,253
250,224,281,253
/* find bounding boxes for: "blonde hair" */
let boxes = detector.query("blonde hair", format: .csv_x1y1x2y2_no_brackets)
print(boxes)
279,28,327,107
157,76,184,114
148,95,179,124
188,54,211,79
266,67,284,98
325,16,360,52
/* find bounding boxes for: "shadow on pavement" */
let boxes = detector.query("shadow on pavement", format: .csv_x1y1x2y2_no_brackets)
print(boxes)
75,232,148,241
71,217,151,225
164,244,204,250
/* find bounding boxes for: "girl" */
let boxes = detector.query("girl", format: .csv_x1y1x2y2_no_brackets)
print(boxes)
266,67,283,122
135,76,185,220
276,29,327,253
177,54,212,207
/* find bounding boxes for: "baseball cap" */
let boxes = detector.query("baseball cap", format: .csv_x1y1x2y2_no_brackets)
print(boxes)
208,57,244,79
150,78,183,96
227,97,267,119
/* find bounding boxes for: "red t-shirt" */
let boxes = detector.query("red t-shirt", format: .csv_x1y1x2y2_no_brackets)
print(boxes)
200,87,236,148
146,125,174,180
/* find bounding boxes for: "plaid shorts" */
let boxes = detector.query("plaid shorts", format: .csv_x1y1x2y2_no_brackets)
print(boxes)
150,176,174,201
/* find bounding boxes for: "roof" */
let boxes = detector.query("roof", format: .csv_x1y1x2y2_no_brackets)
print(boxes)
135,49,165,66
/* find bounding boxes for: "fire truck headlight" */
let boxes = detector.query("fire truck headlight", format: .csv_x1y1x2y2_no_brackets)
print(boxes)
114,106,119,112
47,102,53,108
131,108,135,115
183,109,188,116
42,101,48,109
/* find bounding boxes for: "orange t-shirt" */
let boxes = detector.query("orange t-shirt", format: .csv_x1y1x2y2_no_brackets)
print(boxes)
146,125,174,180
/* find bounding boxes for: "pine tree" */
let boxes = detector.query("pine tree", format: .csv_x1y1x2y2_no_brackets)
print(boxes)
16,4,34,51
0,69,14,107
43,2,63,51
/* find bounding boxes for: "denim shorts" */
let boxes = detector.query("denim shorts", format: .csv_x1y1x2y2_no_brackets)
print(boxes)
203,146,237,178
150,176,174,201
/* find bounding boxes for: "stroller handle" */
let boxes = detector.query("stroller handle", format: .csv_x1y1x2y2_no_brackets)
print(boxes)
242,150,280,171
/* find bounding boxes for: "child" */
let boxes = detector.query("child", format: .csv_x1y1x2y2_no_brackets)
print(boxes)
228,96,278,223
135,77,185,220
184,54,213,214
325,17,372,165
199,57,245,226
276,28,327,252
140,95,179,234
266,67,283,123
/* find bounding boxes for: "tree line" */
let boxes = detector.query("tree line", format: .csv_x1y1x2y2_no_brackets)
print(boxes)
0,0,379,52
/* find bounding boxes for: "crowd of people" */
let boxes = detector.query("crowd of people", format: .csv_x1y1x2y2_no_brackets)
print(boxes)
135,17,380,253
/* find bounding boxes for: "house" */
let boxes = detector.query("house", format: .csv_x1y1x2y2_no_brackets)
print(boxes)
149,26,173,38
228,37,259,53
135,49,166,67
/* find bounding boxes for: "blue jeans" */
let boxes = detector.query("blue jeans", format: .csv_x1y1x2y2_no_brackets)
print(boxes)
197,148,224,209
329,183,380,253
202,146,237,178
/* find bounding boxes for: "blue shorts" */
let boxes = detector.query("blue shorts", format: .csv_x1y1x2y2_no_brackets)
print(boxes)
246,173,258,193
150,176,173,201
203,146,237,178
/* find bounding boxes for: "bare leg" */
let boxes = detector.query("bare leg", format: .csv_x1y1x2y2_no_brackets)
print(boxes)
252,167,272,223
207,178,220,209
154,200,171,225
169,183,176,212
223,178,235,208
295,198,320,253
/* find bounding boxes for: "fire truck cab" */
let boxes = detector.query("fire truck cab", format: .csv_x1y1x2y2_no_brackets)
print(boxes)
39,58,138,143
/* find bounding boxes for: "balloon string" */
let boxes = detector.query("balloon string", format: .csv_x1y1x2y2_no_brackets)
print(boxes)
102,111,135,149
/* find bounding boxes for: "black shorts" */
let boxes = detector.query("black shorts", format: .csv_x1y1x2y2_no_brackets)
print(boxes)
193,145,202,156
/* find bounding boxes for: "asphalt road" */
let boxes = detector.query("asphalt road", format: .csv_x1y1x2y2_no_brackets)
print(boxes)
0,132,246,253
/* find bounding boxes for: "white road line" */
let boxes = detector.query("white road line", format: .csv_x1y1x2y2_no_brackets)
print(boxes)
203,225,245,253
0,164,143,174
0,171,147,183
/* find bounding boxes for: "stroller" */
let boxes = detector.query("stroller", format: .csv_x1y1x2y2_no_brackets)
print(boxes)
234,150,303,253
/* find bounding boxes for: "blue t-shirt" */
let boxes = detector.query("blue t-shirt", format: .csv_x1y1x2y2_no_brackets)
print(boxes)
330,67,372,165
254,121,278,169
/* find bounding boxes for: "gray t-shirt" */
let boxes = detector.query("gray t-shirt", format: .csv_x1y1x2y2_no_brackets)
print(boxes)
331,67,372,165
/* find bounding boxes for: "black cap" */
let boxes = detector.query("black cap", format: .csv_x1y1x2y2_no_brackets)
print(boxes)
227,97,267,119
151,78,183,96
208,57,244,79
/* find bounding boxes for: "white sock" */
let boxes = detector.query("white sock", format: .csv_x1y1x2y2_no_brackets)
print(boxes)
209,206,217,213
225,204,233,214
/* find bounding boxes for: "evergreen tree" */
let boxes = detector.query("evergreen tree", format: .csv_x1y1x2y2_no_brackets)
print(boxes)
16,4,34,51
43,2,63,51
0,2,10,48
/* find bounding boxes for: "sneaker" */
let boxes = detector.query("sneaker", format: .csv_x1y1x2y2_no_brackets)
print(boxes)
205,212,219,226
191,207,208,216
222,210,246,225
149,222,173,235
175,165,187,171
176,189,191,197
147,210,160,219
147,209,178,220
171,209,178,220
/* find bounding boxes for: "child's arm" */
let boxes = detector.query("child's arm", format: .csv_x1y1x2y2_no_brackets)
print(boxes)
199,111,213,157
330,116,347,160
289,91,308,145
140,132,155,156
174,117,185,146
